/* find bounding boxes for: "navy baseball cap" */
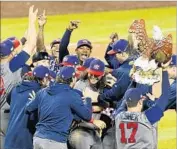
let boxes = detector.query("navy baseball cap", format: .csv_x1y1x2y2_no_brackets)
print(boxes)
87,59,105,76
170,55,176,66
61,55,79,66
57,66,76,80
107,39,128,55
76,39,92,49
77,57,95,71
49,70,57,79
33,65,50,79
124,88,143,106
50,38,61,49
0,38,20,57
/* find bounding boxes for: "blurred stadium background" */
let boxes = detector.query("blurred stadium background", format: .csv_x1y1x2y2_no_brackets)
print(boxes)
1,2,176,149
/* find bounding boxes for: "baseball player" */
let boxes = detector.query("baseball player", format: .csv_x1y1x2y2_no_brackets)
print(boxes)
25,66,92,149
59,21,92,64
0,5,38,148
98,39,134,108
36,9,61,62
69,59,117,149
115,66,170,149
4,65,50,149
35,10,62,69
75,57,96,80
34,9,63,76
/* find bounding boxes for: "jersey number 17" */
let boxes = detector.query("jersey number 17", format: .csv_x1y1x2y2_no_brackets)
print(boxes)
119,122,138,143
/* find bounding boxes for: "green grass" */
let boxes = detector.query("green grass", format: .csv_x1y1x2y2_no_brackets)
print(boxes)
1,7,176,45
1,7,176,149
158,110,176,149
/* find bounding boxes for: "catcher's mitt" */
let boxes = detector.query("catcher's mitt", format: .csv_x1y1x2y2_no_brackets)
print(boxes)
128,19,149,55
151,34,173,64
138,38,156,59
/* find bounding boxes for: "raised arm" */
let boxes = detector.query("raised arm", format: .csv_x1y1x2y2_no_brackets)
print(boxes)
145,69,170,125
36,10,47,52
59,21,80,62
104,33,119,69
9,5,38,72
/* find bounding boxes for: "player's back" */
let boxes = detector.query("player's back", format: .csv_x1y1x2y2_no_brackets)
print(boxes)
115,111,157,149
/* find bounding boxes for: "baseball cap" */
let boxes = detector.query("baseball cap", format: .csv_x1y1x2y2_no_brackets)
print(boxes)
49,70,57,79
170,55,176,66
61,55,79,66
124,88,143,106
87,59,105,76
32,52,50,63
50,38,61,49
0,37,20,57
107,39,128,55
33,65,50,79
77,57,95,71
57,66,76,80
76,39,92,49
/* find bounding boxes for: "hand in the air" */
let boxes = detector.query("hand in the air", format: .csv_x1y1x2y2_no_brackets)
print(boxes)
24,5,38,55
28,90,36,101
38,10,47,27
29,5,38,25
110,32,118,44
68,20,80,30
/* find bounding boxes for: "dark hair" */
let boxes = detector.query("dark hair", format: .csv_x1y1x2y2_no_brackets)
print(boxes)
22,74,43,85
32,52,50,63
55,76,73,85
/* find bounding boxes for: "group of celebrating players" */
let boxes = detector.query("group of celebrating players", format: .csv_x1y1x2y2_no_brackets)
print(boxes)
0,5,176,149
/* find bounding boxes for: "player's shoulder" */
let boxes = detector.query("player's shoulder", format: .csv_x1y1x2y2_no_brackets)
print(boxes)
140,112,157,127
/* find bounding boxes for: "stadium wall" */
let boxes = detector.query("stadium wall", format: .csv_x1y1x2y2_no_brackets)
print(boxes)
1,1,176,18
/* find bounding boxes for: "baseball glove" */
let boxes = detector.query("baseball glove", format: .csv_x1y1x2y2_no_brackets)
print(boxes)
151,34,173,64
128,19,149,55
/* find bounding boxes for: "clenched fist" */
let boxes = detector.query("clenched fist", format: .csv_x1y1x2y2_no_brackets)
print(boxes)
110,32,118,44
68,20,80,30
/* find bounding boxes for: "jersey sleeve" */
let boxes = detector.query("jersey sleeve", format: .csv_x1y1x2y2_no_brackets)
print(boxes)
145,71,170,125
9,51,30,72
59,29,72,63
98,72,130,102
25,91,40,113
165,80,176,110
